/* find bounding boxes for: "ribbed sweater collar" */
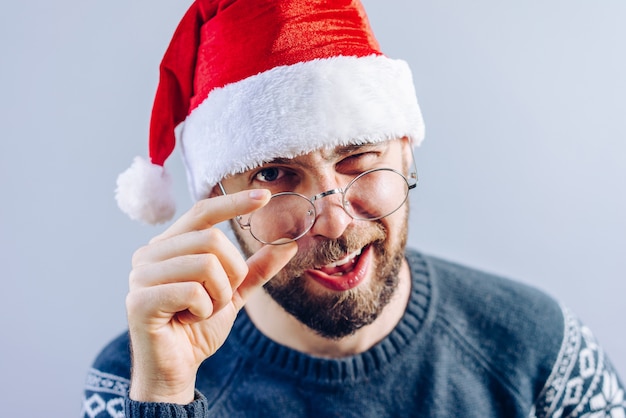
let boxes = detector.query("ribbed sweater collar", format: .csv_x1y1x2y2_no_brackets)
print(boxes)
230,249,433,384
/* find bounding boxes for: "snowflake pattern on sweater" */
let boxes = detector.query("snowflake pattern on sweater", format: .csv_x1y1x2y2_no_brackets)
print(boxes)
81,369,128,418
530,308,625,418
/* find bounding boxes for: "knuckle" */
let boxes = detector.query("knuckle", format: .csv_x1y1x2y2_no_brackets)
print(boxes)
230,258,250,283
247,262,266,281
198,252,219,272
128,266,141,289
197,227,223,249
131,245,149,267
189,199,209,221
211,281,233,310
188,281,207,300
232,264,249,285
125,289,144,316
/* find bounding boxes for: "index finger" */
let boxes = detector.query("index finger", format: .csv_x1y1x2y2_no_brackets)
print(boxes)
152,189,270,242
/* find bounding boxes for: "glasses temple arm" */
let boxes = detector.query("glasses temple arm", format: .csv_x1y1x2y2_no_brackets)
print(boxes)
407,146,419,189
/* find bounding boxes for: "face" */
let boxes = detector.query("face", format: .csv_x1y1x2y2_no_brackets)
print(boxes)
222,139,412,339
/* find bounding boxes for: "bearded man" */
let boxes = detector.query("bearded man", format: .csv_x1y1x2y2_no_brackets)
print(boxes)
83,1,624,417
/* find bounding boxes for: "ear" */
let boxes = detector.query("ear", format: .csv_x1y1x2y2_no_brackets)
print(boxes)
400,136,413,174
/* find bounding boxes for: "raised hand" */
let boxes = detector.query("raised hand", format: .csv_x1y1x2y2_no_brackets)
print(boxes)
125,189,297,404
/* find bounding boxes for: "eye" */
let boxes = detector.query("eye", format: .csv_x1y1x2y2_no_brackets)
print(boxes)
254,167,284,183
250,166,300,192
337,151,382,174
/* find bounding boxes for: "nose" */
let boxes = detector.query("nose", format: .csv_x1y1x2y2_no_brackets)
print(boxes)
308,188,353,239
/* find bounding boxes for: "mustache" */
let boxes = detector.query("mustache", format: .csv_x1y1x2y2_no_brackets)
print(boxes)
281,223,387,276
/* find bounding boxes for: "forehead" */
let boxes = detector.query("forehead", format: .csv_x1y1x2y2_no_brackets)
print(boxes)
262,140,394,168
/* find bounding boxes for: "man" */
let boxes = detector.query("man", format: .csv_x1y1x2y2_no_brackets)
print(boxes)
83,1,624,417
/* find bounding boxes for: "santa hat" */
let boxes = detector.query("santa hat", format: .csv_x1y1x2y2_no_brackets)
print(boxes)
116,0,425,224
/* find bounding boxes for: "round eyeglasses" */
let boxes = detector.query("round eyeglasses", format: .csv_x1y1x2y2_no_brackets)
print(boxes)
219,153,418,245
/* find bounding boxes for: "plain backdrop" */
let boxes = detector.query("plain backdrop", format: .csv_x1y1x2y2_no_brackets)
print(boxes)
1,1,624,416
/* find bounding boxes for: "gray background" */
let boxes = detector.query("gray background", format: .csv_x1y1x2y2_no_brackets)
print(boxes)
1,0,624,416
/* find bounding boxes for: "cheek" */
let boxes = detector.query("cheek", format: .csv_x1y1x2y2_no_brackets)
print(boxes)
384,202,409,232
381,205,410,251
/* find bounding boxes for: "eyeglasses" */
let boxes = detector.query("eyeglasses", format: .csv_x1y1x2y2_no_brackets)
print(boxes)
219,149,418,245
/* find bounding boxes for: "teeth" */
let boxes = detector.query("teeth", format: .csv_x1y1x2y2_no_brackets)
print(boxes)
325,248,362,268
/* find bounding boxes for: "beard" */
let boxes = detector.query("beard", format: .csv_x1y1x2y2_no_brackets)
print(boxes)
233,206,409,340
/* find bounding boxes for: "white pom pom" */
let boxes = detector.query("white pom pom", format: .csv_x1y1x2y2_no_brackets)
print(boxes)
115,156,176,224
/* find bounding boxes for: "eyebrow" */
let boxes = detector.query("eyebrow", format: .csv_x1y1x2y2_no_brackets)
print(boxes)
265,142,387,166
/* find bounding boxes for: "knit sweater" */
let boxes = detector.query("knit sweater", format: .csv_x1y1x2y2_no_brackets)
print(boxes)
82,249,625,417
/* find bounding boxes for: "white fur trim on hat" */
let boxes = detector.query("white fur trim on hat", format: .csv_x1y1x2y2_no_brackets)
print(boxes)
115,156,176,224
178,54,425,201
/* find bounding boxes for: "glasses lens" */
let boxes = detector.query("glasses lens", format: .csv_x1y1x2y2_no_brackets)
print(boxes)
343,169,410,220
248,193,315,244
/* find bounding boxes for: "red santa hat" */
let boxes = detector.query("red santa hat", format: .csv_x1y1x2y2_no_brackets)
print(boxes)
115,0,425,224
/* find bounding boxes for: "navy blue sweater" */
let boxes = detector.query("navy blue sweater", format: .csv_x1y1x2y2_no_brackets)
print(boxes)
82,249,625,417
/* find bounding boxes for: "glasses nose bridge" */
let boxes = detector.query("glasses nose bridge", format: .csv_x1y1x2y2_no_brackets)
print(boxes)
310,187,344,204
309,186,353,215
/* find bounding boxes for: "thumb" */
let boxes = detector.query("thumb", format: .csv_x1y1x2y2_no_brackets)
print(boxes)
233,242,298,311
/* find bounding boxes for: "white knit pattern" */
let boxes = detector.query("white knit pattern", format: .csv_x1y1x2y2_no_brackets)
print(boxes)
529,306,626,417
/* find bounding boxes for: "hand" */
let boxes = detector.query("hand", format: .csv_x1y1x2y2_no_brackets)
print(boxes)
125,189,298,404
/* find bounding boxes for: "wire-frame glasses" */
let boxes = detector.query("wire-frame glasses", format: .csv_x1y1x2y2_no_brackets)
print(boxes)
219,148,418,245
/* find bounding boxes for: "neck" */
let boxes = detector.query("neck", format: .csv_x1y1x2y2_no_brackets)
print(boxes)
245,257,412,358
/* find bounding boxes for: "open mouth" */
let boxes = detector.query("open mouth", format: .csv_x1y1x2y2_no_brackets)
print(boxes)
305,245,372,291
316,248,362,276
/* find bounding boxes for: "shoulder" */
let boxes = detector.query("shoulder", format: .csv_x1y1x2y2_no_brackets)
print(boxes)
415,251,566,345
408,251,626,415
90,331,132,379
410,251,566,404
82,332,131,418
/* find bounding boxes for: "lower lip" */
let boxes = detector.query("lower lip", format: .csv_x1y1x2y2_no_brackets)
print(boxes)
304,245,373,291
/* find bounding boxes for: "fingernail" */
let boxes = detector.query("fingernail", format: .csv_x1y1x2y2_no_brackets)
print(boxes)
248,189,268,200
